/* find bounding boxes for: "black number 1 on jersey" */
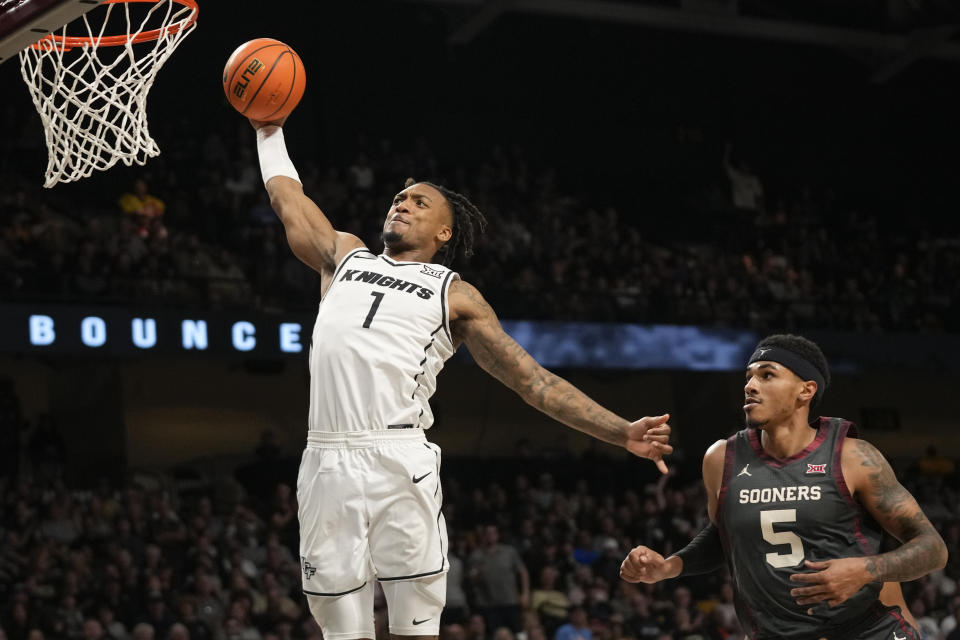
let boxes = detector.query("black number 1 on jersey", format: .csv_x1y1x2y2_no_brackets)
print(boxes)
363,291,385,328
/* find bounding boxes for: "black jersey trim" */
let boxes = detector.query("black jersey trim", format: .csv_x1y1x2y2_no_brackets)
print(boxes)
832,421,874,554
325,247,373,300
332,248,370,280
885,603,920,639
439,270,456,342
321,247,371,302
747,423,828,468
377,566,445,582
302,581,367,597
716,434,737,525
379,254,425,267
436,492,446,569
423,443,446,565
410,325,444,406
426,442,441,500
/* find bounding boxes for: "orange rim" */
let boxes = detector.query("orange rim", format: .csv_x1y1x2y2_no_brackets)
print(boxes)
31,0,198,51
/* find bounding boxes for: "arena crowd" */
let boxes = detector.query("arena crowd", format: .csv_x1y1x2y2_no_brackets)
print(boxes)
1,109,959,334
1,412,959,640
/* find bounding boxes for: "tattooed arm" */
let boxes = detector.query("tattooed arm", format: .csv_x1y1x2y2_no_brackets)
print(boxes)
448,279,672,471
846,438,947,581
789,437,947,608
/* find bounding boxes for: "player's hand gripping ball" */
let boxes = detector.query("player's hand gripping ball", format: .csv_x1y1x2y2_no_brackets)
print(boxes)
223,38,306,121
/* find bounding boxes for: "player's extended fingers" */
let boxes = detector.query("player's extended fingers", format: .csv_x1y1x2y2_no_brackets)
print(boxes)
642,432,670,444
645,414,670,427
789,571,825,584
654,442,674,455
790,585,830,598
795,593,831,606
656,457,669,475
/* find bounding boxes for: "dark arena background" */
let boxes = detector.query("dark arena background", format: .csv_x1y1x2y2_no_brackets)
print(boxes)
1,1,960,639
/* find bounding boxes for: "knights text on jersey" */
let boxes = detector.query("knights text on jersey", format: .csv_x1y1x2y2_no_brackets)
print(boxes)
717,417,885,640
308,249,458,432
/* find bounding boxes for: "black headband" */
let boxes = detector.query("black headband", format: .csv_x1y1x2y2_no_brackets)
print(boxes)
747,346,826,401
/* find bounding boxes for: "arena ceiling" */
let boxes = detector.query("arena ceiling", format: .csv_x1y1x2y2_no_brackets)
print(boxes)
396,0,960,82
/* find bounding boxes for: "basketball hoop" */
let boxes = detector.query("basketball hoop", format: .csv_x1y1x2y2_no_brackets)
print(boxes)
18,0,198,188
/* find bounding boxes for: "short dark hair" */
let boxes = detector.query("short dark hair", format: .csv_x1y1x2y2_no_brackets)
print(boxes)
404,178,486,266
755,333,831,407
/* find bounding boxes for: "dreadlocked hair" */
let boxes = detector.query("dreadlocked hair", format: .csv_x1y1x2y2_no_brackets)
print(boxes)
405,178,487,266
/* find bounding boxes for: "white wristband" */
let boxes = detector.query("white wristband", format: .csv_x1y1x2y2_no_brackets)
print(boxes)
256,125,301,186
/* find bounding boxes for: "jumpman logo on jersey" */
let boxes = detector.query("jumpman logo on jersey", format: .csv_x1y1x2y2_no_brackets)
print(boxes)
738,464,752,477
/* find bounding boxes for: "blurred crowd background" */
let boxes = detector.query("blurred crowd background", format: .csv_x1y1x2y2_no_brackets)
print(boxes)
1,417,959,640
2,116,959,333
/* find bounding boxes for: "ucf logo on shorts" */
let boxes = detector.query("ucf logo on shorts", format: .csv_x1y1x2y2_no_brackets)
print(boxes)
301,557,317,579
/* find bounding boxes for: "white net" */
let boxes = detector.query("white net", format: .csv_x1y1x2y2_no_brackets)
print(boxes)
18,0,197,188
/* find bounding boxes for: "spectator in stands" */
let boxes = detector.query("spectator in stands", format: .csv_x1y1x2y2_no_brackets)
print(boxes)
82,618,107,640
469,525,530,634
118,178,166,239
141,594,176,640
531,566,570,637
347,152,375,191
664,586,703,638
554,604,592,640
177,597,212,640
96,603,127,640
917,446,956,477
466,613,488,640
943,599,960,639
722,142,764,213
910,596,941,640
443,622,467,640
131,623,155,640
167,622,190,640
709,581,741,638
625,592,661,640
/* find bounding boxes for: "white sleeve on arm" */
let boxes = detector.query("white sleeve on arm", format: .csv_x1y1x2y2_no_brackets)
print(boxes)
256,125,301,186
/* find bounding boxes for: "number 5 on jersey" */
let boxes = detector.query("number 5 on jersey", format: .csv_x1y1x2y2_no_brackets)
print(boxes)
761,508,804,568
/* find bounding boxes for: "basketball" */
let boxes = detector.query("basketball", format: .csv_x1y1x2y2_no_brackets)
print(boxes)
222,38,306,122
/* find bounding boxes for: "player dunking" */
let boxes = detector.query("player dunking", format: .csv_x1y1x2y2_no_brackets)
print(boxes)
250,118,673,640
620,334,947,640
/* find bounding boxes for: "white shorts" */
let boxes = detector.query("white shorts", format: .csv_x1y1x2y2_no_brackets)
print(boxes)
306,572,447,639
297,430,449,633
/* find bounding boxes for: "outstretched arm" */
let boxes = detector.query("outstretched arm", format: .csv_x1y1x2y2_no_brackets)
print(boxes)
789,438,947,609
449,279,672,470
621,441,727,583
251,118,363,276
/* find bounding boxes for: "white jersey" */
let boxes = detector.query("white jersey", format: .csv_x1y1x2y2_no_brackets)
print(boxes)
308,248,459,432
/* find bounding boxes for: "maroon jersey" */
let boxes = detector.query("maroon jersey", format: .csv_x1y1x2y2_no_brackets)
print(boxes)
717,417,885,639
